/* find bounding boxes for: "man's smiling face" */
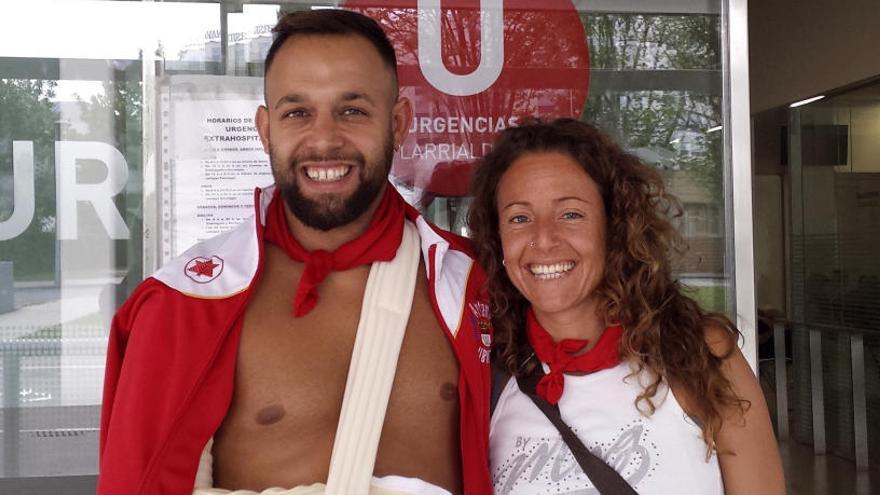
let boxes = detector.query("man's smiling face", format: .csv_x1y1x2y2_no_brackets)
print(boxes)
257,34,409,231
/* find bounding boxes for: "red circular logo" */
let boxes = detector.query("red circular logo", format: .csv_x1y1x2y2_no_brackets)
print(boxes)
184,255,224,283
343,0,591,197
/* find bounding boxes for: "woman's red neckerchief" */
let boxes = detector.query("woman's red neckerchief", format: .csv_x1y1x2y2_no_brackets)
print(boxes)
526,307,624,404
263,185,406,317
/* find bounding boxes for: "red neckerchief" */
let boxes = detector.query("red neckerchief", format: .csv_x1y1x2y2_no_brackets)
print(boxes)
526,307,624,405
263,184,405,318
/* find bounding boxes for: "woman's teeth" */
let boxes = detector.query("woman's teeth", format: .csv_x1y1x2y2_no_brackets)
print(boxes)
529,262,575,279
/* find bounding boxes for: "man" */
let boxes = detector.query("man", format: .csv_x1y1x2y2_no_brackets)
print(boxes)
98,10,492,495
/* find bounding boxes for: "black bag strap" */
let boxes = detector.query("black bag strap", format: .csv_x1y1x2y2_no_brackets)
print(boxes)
516,364,638,495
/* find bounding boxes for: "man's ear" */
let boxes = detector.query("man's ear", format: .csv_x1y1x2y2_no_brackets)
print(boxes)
255,105,270,154
391,96,413,150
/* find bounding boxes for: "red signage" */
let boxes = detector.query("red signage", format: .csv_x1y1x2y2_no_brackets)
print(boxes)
344,0,591,197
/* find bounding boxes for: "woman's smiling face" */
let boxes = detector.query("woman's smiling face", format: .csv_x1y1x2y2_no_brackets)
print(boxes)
496,151,607,320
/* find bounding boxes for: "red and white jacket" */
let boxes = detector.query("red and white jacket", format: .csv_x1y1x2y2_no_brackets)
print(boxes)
98,185,493,495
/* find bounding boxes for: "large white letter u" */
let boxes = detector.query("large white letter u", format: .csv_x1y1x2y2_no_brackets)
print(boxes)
417,0,505,97
0,141,35,241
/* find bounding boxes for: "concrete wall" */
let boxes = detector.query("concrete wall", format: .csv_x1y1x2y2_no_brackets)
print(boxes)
850,103,880,172
749,0,880,113
754,175,786,314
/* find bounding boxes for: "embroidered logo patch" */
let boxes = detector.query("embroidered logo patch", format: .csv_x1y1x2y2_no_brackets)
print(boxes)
468,301,492,363
184,255,224,283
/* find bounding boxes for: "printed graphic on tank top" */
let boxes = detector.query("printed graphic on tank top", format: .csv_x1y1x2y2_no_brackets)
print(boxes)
489,362,724,495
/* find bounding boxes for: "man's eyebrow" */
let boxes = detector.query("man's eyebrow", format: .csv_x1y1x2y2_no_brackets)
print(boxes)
273,92,376,110
341,91,375,105
273,93,305,110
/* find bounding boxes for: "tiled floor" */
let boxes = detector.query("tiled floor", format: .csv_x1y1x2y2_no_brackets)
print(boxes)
780,441,879,494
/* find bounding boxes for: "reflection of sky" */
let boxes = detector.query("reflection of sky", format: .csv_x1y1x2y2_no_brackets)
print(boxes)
0,1,278,101
52,81,107,102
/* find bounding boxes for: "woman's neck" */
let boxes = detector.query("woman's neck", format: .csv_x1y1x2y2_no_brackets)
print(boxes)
532,303,606,348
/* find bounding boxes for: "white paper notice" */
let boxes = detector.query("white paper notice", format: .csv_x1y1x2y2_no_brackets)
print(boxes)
164,76,273,258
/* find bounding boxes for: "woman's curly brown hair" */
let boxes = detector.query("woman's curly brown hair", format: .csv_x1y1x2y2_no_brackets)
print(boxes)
468,118,747,454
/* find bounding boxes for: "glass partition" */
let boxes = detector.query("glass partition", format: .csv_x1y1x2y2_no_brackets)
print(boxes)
788,82,880,470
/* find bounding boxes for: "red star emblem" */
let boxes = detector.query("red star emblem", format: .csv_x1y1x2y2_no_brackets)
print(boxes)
184,256,224,283
188,259,219,277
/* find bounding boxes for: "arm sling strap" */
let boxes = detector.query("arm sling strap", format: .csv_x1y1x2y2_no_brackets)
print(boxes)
324,219,422,495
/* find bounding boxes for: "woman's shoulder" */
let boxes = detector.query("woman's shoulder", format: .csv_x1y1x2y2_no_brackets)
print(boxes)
665,321,740,415
703,320,739,359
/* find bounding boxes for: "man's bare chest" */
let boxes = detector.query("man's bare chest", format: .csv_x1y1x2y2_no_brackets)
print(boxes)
222,248,459,438
210,247,463,490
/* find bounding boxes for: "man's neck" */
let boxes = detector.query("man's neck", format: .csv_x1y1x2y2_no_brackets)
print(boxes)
282,188,386,252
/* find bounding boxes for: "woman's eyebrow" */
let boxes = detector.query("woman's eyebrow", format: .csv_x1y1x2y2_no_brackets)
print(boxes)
500,200,532,212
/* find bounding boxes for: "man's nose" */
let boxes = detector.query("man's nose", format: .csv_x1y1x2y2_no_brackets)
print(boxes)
306,113,344,154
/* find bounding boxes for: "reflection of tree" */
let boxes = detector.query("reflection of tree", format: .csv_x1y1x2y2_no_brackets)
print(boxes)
588,14,719,71
583,14,724,200
73,78,144,294
583,14,726,288
76,81,142,146
0,79,58,280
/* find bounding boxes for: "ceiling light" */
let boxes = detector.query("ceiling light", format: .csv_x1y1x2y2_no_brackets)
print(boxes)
790,95,825,108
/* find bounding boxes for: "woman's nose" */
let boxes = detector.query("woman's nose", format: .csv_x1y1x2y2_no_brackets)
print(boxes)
531,220,560,250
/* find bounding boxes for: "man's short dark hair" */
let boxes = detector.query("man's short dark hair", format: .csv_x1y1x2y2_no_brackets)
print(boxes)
264,9,398,86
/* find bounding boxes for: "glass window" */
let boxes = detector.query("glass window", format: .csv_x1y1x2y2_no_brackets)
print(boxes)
579,11,727,312
1,1,224,486
0,1,735,490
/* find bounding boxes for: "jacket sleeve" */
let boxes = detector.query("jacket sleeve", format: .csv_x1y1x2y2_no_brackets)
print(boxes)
99,307,126,462
97,279,161,491
97,278,243,494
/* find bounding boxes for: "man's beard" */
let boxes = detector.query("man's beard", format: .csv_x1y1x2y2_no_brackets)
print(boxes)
270,140,394,232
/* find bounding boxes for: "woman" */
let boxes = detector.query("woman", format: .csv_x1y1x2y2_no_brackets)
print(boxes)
468,119,784,494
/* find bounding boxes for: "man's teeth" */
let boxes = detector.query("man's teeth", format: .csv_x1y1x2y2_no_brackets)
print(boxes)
306,166,351,182
529,262,575,279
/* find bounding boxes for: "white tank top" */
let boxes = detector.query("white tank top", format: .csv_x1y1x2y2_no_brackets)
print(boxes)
490,362,724,494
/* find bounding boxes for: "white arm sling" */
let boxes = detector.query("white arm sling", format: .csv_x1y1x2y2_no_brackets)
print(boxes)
324,219,421,494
